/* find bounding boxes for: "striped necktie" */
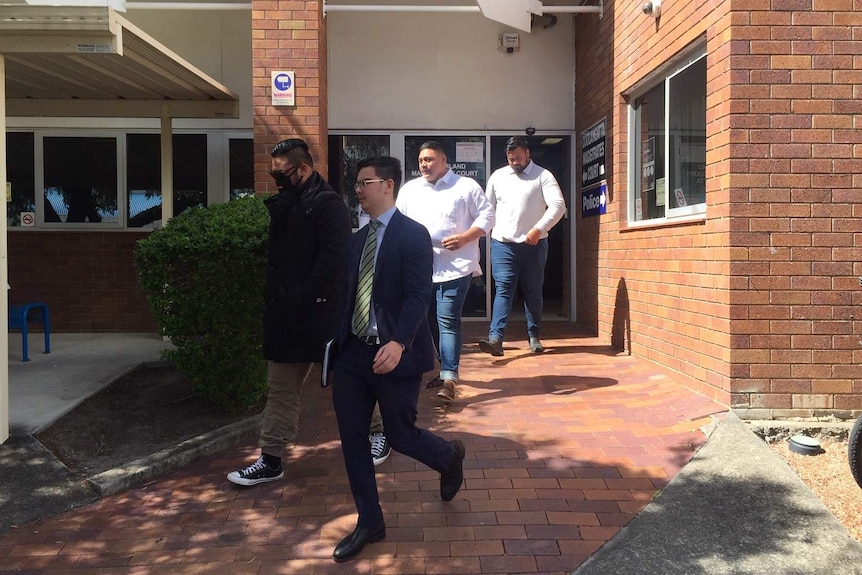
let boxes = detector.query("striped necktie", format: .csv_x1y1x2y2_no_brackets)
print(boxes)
351,220,381,336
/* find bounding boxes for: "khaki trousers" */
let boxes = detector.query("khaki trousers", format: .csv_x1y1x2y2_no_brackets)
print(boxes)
259,361,313,458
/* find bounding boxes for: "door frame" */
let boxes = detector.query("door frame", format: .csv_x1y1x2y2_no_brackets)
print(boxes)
328,130,577,323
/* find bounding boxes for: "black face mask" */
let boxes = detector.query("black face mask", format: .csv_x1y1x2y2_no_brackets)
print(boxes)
270,166,301,193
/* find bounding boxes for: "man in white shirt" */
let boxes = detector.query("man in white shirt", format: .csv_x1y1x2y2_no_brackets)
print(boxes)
479,136,566,357
397,141,495,402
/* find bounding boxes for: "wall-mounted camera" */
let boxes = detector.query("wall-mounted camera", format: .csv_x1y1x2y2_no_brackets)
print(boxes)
525,127,536,136
642,0,661,18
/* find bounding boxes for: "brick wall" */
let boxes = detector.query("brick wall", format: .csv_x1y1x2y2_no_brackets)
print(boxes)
727,0,862,419
576,0,862,417
252,0,328,194
576,0,735,405
7,232,156,332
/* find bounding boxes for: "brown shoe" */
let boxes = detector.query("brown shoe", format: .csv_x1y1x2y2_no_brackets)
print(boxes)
436,380,456,403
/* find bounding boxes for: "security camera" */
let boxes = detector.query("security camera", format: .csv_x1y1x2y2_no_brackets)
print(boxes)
642,0,661,17
525,127,536,136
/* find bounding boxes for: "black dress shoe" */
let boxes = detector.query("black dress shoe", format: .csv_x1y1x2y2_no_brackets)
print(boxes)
440,439,465,501
332,523,386,563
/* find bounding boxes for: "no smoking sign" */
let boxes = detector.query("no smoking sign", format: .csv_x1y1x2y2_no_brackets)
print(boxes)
21,212,35,227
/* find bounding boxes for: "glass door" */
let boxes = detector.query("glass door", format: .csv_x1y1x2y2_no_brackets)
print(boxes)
404,135,488,319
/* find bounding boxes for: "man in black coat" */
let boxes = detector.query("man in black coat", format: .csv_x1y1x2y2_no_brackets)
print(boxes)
228,138,351,486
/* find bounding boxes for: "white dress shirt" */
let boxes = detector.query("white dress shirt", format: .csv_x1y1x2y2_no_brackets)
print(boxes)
486,160,566,243
396,169,495,283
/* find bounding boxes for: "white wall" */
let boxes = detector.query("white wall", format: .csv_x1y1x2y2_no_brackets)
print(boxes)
126,9,253,131
327,12,575,131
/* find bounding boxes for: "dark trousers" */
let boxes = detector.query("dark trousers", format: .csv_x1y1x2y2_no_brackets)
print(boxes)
332,336,455,528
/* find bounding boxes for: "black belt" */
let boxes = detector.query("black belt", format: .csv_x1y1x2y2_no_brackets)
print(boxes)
356,334,380,345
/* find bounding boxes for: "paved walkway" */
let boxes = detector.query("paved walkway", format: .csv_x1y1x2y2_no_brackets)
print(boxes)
3,323,860,574
1,323,728,573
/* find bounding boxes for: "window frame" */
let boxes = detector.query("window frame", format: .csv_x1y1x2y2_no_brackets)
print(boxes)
626,46,707,226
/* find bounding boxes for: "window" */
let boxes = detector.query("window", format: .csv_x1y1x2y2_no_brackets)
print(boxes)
628,51,706,222
172,134,208,215
125,133,208,228
7,131,243,229
6,132,35,227
229,138,254,200
43,136,118,224
328,134,390,228
127,134,162,228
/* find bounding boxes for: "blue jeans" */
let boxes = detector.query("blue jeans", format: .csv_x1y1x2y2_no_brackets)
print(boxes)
428,274,472,382
489,238,548,342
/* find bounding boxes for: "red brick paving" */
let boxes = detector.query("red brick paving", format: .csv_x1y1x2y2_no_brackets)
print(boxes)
0,323,726,575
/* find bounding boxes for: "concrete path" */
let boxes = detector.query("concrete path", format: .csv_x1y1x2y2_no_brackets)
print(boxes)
8,332,172,435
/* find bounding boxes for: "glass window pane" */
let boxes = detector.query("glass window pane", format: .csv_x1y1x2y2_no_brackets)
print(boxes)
668,58,707,209
229,138,254,200
6,132,35,227
173,134,207,214
126,133,208,228
634,83,665,221
327,135,390,228
43,136,118,224
127,133,162,228
404,136,486,189
404,135,488,318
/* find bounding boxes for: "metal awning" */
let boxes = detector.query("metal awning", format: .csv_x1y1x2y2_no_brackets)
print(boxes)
0,4,241,442
0,4,239,118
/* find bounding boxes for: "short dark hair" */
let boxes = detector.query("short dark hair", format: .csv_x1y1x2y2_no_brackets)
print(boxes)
505,136,530,153
357,156,403,197
271,138,314,168
418,141,446,157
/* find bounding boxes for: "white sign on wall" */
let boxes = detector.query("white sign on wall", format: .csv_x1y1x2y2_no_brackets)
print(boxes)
456,142,484,163
271,71,295,106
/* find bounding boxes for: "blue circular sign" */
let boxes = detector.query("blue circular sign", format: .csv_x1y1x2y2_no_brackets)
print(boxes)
274,73,292,91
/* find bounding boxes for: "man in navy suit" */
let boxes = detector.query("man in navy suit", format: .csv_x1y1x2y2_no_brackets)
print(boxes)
331,156,466,563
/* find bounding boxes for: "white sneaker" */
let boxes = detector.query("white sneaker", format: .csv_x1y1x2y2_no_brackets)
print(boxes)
370,432,391,466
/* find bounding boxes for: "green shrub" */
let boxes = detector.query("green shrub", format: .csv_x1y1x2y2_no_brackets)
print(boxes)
135,196,270,411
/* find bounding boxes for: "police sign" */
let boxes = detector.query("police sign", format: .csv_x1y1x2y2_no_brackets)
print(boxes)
271,71,295,106
581,182,607,218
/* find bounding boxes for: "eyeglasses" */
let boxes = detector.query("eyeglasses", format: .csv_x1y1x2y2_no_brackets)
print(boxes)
354,178,386,190
269,165,300,179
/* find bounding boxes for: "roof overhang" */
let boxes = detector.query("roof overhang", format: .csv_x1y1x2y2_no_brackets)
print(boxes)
0,4,239,118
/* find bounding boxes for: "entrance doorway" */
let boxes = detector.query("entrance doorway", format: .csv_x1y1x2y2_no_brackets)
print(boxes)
328,132,572,323
489,136,571,323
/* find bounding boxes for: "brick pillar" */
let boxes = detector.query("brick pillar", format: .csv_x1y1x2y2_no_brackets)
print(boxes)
252,0,327,195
